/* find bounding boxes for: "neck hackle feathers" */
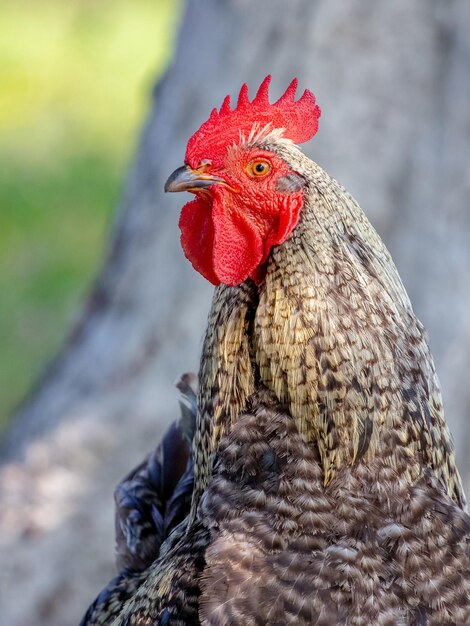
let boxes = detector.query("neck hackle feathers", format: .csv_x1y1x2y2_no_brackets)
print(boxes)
185,75,321,167
81,78,470,626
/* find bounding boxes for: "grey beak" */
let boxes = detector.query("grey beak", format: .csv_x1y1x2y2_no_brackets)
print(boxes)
164,165,224,193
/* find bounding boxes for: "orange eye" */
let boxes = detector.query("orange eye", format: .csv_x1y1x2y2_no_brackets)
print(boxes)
247,159,271,178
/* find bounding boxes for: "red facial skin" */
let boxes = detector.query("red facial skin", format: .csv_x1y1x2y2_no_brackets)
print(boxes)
179,148,304,286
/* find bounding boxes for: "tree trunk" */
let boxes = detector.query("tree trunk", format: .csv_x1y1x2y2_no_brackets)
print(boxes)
1,1,469,624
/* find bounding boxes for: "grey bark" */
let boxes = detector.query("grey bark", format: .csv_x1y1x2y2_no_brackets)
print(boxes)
1,1,469,624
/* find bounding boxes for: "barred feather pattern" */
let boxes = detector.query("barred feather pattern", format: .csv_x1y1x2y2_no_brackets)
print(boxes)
114,520,209,626
111,388,470,625
191,280,257,511
85,140,470,625
199,389,470,625
254,143,465,508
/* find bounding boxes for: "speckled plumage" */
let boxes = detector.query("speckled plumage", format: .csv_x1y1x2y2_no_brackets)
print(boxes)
81,129,470,625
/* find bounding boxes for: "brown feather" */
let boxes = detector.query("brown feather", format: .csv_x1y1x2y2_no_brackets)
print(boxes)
82,137,470,625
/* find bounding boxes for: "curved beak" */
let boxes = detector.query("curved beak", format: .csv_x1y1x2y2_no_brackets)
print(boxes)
164,165,225,193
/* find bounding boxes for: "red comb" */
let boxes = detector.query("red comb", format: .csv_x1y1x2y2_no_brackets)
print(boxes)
185,75,321,166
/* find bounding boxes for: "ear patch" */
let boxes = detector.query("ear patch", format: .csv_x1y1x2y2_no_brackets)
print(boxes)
275,172,305,193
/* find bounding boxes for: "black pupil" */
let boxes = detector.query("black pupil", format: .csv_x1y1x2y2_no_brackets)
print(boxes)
255,162,266,173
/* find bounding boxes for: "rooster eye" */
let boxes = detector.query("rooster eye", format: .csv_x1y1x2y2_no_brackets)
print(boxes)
247,159,271,178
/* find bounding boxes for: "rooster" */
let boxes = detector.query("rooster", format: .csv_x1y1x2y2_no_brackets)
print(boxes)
81,77,470,625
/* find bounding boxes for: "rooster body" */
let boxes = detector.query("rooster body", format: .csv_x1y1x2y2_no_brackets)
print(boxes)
81,78,470,626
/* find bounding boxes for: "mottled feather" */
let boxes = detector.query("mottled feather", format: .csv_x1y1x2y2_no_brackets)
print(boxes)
80,89,470,625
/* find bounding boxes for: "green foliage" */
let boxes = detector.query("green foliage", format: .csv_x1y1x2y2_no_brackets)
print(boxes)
0,0,181,425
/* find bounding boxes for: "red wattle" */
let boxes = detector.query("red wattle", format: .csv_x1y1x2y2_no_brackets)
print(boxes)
179,197,220,285
179,189,304,287
212,198,264,286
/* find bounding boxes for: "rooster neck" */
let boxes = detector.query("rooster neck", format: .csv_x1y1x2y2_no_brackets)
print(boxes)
255,164,465,507
193,158,464,514
192,281,259,508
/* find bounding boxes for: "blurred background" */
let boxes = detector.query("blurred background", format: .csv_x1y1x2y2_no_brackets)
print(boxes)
0,0,179,426
1,1,469,624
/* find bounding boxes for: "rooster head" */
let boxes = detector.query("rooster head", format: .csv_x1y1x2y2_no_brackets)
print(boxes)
165,76,321,286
